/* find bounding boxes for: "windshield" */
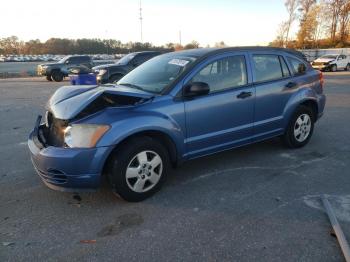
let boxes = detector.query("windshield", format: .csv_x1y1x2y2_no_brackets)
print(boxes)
58,55,70,63
321,55,337,59
117,55,196,94
116,53,136,65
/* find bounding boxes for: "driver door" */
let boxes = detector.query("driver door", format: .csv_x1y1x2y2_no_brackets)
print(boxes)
183,53,255,159
338,55,347,69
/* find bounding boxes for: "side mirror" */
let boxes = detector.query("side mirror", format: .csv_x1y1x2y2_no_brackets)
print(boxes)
65,60,70,64
184,82,210,97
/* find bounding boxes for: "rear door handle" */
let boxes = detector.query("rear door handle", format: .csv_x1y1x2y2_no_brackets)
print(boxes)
237,91,252,99
285,82,297,88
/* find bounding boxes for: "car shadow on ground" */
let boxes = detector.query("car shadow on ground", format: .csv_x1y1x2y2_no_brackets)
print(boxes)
58,134,327,209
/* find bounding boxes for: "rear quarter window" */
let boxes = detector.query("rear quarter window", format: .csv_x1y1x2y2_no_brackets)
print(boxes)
287,57,307,75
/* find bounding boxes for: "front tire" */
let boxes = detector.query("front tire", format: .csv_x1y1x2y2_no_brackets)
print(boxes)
331,64,337,72
283,105,315,148
46,75,52,81
107,136,170,202
51,71,64,82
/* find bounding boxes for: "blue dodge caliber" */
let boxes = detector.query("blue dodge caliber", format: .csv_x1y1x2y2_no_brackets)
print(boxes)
28,47,326,202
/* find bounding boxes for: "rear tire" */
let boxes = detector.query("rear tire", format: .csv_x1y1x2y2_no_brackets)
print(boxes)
46,75,52,81
345,64,350,71
51,71,64,82
282,105,315,148
107,136,170,202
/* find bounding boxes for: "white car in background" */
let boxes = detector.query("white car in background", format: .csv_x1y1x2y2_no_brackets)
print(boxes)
311,54,350,72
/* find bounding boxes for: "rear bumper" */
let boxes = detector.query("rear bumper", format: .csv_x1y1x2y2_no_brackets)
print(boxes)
317,94,326,120
28,121,112,192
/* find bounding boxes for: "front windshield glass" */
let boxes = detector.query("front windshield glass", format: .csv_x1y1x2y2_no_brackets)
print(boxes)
117,55,196,94
58,55,70,63
116,53,136,65
321,55,337,59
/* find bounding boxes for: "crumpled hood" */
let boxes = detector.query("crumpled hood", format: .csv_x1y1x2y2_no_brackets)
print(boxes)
48,85,154,120
314,58,335,63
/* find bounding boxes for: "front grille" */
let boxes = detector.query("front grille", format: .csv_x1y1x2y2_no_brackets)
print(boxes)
45,111,68,147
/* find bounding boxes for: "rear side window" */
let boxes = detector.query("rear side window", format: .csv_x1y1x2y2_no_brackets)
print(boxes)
191,55,247,93
287,57,307,75
252,55,286,82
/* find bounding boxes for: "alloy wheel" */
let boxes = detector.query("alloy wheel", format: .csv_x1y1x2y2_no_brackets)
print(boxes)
125,150,163,193
294,114,312,142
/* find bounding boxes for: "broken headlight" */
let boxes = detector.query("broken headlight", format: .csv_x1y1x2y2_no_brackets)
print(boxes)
63,124,110,148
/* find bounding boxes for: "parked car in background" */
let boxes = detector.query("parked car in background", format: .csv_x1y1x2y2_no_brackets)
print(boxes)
37,55,94,82
93,51,161,84
28,47,326,202
311,54,350,72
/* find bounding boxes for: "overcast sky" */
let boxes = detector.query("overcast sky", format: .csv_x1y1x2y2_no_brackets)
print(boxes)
1,0,293,46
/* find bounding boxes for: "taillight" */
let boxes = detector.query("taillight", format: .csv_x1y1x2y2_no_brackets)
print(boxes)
319,71,324,89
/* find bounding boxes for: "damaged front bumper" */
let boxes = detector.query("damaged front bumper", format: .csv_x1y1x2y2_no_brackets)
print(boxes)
27,116,112,192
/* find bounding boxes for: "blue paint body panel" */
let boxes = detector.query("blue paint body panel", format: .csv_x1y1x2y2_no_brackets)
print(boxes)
28,48,326,191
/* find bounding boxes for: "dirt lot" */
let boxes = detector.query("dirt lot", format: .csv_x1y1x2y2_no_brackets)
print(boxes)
0,73,349,261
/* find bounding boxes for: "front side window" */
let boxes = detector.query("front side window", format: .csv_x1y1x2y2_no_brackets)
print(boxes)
288,57,307,75
252,55,284,82
131,54,151,66
191,55,247,93
69,57,78,63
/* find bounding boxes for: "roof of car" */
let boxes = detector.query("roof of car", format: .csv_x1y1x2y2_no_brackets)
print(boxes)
132,51,161,55
173,47,305,60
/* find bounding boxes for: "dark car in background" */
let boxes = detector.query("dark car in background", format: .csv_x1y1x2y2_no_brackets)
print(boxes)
38,55,94,82
93,51,161,84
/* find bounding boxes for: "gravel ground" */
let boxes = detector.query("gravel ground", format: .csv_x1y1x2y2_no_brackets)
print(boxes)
0,73,349,262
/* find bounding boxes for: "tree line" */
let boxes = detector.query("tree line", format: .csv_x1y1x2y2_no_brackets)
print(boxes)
0,36,205,55
270,0,350,49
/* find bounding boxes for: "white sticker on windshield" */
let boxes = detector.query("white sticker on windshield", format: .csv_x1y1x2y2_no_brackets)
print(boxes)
168,59,189,67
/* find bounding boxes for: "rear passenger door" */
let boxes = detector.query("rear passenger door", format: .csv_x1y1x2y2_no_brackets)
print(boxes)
250,53,300,141
183,53,255,158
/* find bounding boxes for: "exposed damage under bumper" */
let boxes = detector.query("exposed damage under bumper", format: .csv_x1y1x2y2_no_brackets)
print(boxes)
28,116,112,191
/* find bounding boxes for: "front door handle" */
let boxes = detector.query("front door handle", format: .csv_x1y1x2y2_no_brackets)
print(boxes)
237,91,252,99
285,82,297,88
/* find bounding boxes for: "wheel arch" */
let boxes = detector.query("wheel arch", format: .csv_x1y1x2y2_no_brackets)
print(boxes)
283,96,319,130
102,129,180,177
299,99,318,121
